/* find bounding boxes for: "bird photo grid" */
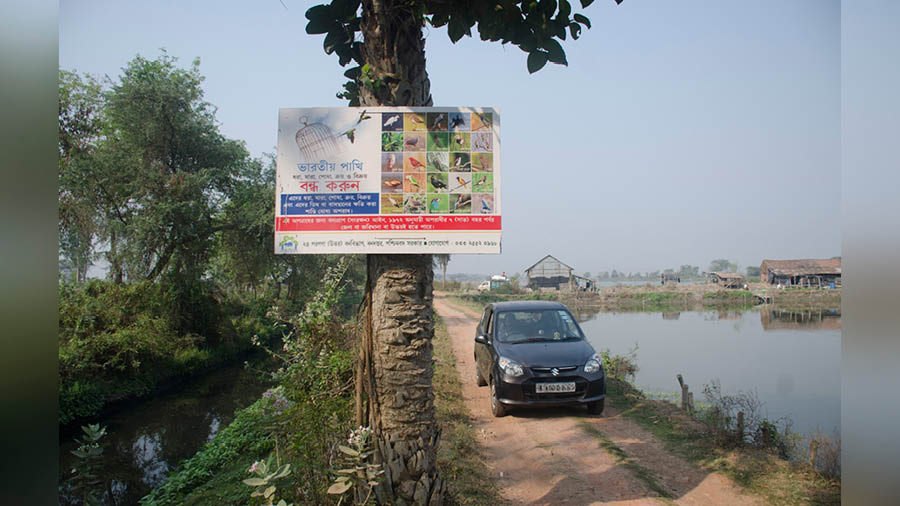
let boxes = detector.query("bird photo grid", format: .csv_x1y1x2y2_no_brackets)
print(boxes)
380,111,495,216
275,107,500,254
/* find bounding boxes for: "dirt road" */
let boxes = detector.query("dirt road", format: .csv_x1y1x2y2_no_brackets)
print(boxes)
434,294,764,506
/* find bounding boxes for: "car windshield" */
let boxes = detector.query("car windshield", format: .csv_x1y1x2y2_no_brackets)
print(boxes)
494,309,584,343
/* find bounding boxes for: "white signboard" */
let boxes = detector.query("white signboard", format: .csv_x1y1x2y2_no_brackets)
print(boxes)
275,107,501,254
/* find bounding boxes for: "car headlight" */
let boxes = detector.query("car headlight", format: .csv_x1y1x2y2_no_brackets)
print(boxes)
498,356,524,377
584,353,603,374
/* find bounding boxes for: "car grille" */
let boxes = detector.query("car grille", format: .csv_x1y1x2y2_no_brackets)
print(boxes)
530,366,578,374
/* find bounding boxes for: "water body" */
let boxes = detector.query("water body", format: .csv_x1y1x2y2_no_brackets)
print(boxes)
59,359,271,505
579,309,840,436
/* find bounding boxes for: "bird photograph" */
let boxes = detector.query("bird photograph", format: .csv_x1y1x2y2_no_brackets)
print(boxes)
450,193,472,213
405,113,425,131
428,112,447,130
427,152,448,172
449,112,469,131
452,174,470,191
427,194,448,214
429,174,448,193
405,174,423,192
450,153,471,171
406,154,427,171
428,132,448,151
479,195,493,214
450,132,470,151
473,153,492,172
473,174,492,193
472,132,492,152
382,152,399,172
382,113,401,131
382,132,402,151
403,134,421,150
382,175,402,193
403,194,425,214
381,194,402,213
472,112,492,131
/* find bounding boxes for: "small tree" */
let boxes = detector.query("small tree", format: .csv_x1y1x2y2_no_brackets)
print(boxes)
709,258,737,273
433,254,450,288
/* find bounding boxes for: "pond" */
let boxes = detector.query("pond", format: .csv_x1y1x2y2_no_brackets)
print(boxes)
579,308,841,436
59,358,272,505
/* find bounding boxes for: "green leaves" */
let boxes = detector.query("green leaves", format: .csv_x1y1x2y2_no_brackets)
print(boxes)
448,17,469,43
542,38,567,65
573,13,591,28
338,445,360,457
305,0,623,97
327,479,353,494
527,50,549,73
305,5,332,34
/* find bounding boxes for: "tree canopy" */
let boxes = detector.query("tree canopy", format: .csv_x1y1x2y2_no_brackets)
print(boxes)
306,0,623,104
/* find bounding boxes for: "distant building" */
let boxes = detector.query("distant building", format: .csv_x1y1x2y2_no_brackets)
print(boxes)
760,259,841,287
709,271,746,288
525,255,575,291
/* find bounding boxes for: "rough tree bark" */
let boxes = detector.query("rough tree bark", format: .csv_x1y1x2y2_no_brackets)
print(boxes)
355,1,442,505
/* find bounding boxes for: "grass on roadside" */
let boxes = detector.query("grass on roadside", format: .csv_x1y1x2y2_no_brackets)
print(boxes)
433,315,506,506
605,379,840,506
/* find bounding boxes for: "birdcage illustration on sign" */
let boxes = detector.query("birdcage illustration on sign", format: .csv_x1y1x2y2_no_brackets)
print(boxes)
295,116,342,160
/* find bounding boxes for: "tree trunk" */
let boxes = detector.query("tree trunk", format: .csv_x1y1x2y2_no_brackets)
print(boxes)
355,2,441,504
362,254,441,505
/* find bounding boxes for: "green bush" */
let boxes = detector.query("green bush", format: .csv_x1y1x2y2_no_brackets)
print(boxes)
58,381,105,425
58,279,271,425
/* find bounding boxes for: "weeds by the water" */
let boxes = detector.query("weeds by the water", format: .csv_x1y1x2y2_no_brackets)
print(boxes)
606,378,840,505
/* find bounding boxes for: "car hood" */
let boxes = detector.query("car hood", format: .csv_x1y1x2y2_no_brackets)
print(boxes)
496,339,595,368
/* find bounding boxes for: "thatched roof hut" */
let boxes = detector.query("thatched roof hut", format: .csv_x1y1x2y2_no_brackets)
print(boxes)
760,259,841,287
709,271,745,288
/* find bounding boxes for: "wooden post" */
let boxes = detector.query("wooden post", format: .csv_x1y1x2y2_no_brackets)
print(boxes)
687,392,694,416
682,383,689,412
736,411,744,445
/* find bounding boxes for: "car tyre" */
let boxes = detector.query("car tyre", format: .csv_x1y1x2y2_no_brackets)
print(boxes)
475,364,487,387
587,398,605,415
490,378,508,417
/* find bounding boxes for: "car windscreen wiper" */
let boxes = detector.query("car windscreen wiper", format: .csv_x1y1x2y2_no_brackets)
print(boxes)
511,336,580,343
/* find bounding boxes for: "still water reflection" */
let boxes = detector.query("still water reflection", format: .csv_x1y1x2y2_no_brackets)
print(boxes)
59,360,270,505
578,309,840,436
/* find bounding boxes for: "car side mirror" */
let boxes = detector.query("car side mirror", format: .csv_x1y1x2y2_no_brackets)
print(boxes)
474,334,488,345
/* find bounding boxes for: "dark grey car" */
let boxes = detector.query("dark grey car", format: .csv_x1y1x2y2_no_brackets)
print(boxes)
473,300,606,417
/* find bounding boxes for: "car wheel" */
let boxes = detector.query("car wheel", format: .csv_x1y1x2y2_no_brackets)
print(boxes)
475,364,487,387
490,378,508,417
587,398,605,415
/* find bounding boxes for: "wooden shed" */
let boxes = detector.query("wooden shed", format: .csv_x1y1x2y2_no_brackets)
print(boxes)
760,259,841,287
709,271,746,288
525,255,575,291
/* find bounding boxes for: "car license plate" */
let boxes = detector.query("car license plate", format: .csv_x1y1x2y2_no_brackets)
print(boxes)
535,382,575,393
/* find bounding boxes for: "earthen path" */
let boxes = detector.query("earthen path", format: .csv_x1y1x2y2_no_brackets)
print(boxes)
434,294,764,506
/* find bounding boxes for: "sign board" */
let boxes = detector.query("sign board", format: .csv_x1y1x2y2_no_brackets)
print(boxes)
275,107,501,254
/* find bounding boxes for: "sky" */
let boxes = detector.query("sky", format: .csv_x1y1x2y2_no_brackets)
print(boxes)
59,0,840,277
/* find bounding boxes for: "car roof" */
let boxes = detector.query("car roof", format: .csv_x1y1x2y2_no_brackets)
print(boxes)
488,300,569,312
